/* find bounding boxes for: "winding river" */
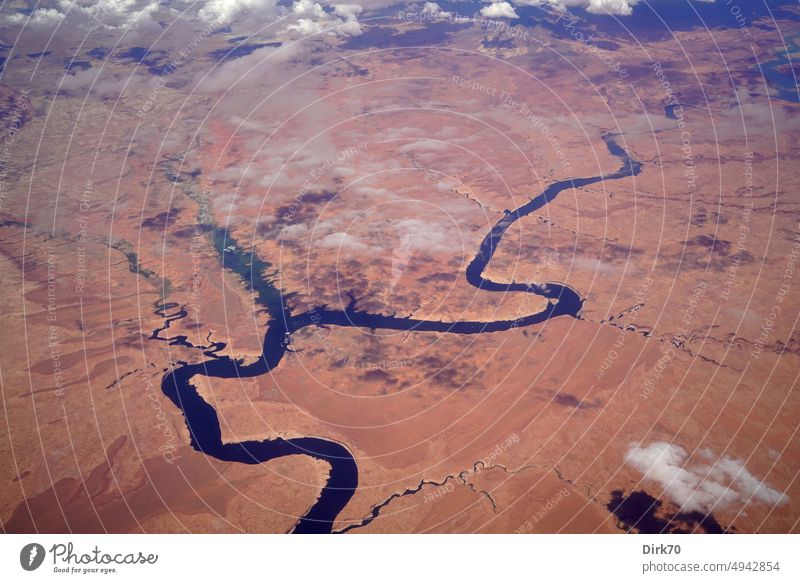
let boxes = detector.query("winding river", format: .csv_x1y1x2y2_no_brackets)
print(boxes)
157,133,642,533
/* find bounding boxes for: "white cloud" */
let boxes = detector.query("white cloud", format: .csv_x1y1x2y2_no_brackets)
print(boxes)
335,18,362,35
480,1,519,19
285,0,362,37
59,68,150,99
196,43,293,92
5,0,161,29
317,232,369,252
198,0,279,26
583,0,639,15
5,8,65,27
355,186,391,198
511,0,641,16
281,223,309,239
287,17,325,34
397,139,452,153
392,218,455,254
333,3,363,35
292,0,325,18
422,2,452,18
625,442,788,513
332,3,363,19
71,0,160,27
571,256,617,274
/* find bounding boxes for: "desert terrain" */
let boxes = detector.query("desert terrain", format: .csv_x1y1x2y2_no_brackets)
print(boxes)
1,0,798,533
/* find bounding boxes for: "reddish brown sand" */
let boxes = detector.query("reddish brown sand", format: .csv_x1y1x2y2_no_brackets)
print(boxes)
1,7,798,533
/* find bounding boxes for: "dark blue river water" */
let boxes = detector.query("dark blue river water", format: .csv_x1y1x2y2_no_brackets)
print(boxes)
158,133,642,533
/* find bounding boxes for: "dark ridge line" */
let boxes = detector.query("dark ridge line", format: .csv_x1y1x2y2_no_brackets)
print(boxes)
337,460,538,533
151,302,227,357
593,314,740,370
335,475,459,534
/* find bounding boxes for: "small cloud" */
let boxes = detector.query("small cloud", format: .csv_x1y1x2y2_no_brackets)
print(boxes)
286,0,363,37
59,68,149,99
5,1,163,30
583,0,639,15
5,8,65,28
195,44,292,92
480,1,519,19
292,0,325,18
198,0,279,26
287,17,325,35
571,256,617,275
355,186,391,198
332,3,363,19
392,218,456,254
625,442,788,513
397,139,452,153
422,2,451,18
511,0,643,17
317,232,369,252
